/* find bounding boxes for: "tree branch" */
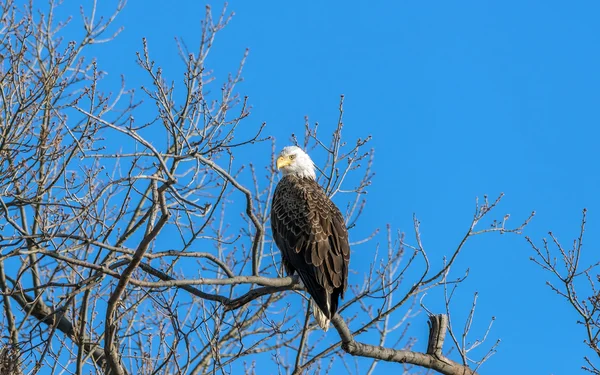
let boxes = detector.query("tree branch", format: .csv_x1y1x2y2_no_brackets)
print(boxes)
330,314,477,375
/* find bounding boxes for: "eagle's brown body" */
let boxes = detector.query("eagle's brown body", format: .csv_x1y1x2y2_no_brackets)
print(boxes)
271,174,350,328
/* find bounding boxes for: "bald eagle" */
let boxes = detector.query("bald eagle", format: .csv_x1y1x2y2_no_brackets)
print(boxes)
271,146,350,331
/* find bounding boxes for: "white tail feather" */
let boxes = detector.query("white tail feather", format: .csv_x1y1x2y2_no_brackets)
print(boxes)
311,299,330,331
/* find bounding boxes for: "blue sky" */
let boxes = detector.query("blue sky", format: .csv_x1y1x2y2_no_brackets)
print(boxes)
50,1,600,373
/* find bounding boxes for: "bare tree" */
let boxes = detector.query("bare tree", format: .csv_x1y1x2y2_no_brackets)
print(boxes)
528,208,600,374
0,1,534,374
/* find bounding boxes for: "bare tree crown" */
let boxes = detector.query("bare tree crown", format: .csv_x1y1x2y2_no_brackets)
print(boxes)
0,2,572,375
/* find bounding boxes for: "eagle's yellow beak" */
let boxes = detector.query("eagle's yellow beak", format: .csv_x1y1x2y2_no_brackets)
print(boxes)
276,156,292,170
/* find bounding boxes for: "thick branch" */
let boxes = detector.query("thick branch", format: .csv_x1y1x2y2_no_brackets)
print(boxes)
223,280,303,311
427,314,448,359
135,261,302,310
329,314,478,375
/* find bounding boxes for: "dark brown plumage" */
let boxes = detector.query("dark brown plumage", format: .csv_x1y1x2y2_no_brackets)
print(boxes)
271,147,350,330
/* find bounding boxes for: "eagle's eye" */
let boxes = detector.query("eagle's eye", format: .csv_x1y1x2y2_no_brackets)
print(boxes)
289,154,296,160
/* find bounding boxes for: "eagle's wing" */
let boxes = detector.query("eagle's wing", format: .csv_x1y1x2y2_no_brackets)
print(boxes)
271,177,350,318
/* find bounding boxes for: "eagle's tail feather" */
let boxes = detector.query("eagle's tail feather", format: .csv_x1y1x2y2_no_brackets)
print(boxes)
311,299,330,331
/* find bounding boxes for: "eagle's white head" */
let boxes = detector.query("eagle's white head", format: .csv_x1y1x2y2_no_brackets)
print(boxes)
276,146,316,180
